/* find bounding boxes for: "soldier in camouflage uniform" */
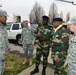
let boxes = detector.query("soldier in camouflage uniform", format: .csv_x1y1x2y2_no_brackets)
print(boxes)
68,17,76,75
51,18,69,75
0,9,9,75
30,16,54,75
21,21,35,66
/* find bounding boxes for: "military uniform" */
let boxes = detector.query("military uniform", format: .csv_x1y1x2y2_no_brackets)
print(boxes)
35,24,53,67
30,16,54,75
68,17,76,75
68,35,76,75
0,23,9,75
51,23,69,75
21,27,35,58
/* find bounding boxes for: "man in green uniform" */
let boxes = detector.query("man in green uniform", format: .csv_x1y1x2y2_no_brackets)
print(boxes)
30,16,53,75
51,18,69,75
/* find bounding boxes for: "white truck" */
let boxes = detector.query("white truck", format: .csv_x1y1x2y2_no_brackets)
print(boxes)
6,22,29,45
6,22,38,45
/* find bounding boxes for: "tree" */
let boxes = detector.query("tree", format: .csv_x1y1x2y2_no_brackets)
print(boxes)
66,12,70,22
60,11,63,19
29,2,45,24
48,3,58,24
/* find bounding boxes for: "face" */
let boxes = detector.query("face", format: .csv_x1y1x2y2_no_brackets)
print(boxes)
53,21,62,28
0,15,7,25
24,23,28,28
69,23,76,33
42,19,48,25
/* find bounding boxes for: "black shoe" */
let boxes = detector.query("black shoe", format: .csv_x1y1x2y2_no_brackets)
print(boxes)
30,68,39,74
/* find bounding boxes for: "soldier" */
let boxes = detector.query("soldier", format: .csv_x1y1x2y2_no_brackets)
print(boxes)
21,21,35,66
30,16,54,75
51,18,69,75
68,17,76,75
0,9,10,75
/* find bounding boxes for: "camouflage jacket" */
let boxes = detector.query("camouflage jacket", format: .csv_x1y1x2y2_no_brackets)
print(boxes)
21,27,35,44
34,24,54,48
0,23,9,61
52,24,69,53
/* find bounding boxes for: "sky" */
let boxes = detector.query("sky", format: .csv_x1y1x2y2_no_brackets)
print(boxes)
0,0,76,22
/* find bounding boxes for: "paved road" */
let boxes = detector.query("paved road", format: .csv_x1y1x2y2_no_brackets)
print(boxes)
18,64,54,75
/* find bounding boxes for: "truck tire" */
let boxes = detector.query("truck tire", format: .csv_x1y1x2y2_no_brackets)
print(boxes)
17,36,22,45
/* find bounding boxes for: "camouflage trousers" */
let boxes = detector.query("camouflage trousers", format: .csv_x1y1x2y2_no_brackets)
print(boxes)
23,43,34,58
52,50,67,75
0,60,5,75
35,47,50,67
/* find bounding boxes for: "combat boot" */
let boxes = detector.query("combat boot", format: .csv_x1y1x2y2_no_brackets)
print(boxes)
30,66,39,74
42,66,46,75
29,58,32,66
22,58,27,65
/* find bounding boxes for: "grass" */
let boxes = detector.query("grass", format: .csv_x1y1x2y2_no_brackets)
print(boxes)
4,54,35,75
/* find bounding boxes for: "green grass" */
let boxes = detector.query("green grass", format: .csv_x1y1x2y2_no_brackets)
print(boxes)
4,54,35,75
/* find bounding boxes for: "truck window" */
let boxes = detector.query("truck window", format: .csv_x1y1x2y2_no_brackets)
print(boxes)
12,24,19,30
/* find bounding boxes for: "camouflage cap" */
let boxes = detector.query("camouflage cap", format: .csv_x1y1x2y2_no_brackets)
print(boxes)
23,20,29,24
0,9,8,17
68,17,76,25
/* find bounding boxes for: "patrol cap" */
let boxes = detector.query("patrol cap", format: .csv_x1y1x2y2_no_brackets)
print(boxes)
69,17,76,24
53,18,63,22
42,15,49,20
23,20,29,24
0,9,8,17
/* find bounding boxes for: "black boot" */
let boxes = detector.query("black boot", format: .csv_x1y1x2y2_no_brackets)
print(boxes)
42,66,46,75
30,66,39,74
42,70,45,75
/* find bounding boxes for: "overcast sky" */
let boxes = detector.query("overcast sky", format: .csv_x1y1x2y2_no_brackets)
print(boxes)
0,0,76,22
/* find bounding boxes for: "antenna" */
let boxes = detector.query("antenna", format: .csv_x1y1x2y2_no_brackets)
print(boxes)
55,0,76,5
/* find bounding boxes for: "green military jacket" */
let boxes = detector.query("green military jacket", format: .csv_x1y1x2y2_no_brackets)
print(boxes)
35,24,54,48
52,24,69,54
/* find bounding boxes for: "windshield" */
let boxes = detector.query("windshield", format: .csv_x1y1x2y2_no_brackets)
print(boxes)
6,24,11,30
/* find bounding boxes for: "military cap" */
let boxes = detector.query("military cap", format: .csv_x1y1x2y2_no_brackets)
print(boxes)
0,9,8,17
67,17,76,25
70,17,76,24
53,18,63,21
23,20,29,24
42,15,49,20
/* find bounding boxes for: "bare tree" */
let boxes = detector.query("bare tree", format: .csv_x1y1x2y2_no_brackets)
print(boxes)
29,2,45,24
48,3,58,24
66,12,70,22
60,11,63,19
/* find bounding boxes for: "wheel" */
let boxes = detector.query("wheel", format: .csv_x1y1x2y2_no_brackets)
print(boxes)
17,36,22,45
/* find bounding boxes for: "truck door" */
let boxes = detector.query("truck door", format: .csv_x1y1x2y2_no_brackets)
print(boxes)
9,23,20,39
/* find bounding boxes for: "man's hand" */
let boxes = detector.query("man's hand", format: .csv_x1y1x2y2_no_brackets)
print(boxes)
36,34,44,39
32,41,34,45
55,58,61,63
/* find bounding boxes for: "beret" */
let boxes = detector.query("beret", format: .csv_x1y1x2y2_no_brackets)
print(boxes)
53,18,63,21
